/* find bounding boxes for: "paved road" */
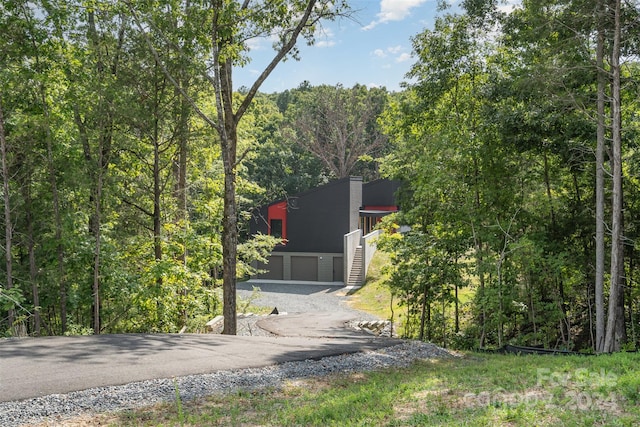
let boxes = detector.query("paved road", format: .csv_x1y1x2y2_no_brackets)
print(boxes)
0,282,397,403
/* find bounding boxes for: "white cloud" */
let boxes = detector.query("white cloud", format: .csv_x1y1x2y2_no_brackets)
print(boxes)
396,53,412,63
317,40,336,48
372,46,410,62
364,0,429,30
314,27,336,48
373,48,387,58
245,37,264,51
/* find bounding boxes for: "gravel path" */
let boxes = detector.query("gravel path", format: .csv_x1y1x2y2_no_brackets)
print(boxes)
1,342,456,427
234,281,382,337
237,281,379,319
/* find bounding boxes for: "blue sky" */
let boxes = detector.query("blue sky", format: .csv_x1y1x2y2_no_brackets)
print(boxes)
234,0,442,93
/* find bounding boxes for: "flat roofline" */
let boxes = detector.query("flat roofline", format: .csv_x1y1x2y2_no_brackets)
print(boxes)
359,210,395,216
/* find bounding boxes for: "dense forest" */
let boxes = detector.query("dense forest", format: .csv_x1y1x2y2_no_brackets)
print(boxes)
1,0,639,353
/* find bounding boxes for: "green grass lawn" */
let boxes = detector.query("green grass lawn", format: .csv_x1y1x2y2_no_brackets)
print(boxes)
346,251,402,320
83,350,639,426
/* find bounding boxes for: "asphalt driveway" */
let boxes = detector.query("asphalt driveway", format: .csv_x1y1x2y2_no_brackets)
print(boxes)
1,281,396,403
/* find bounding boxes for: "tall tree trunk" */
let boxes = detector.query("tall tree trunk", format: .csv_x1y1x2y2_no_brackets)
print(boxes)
419,282,428,341
221,134,238,335
173,86,189,262
42,92,67,334
604,0,622,353
153,70,163,265
92,155,104,334
23,171,40,335
82,9,124,334
0,96,16,333
220,96,238,334
594,0,607,354
472,157,487,348
615,196,627,346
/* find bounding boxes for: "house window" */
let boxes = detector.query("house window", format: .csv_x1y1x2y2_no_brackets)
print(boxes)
270,219,283,238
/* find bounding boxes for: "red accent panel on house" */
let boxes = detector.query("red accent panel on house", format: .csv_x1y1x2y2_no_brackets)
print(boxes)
268,201,288,241
363,205,398,211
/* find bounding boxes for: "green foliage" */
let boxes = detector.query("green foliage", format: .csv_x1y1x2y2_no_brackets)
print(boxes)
377,0,640,352
63,322,94,336
2,0,640,350
377,215,468,345
0,286,24,312
0,0,300,336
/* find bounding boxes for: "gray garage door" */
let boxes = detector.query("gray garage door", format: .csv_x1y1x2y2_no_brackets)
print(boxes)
291,256,318,281
257,255,283,280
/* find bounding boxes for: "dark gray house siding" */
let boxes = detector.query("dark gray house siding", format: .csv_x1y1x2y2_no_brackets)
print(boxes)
363,179,402,207
250,176,363,254
249,177,399,283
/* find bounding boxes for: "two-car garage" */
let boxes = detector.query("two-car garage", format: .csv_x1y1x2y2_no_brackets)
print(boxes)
256,253,343,282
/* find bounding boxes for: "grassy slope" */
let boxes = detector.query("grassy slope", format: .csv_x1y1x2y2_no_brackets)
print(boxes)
81,351,639,426
346,250,402,320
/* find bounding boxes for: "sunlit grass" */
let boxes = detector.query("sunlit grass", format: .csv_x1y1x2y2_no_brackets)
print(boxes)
346,250,403,321
71,351,640,426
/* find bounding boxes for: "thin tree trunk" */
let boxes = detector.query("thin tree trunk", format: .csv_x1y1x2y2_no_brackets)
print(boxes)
24,172,40,335
390,293,395,337
221,128,238,335
173,87,189,253
604,0,622,353
92,154,104,334
83,9,124,334
442,291,446,347
628,251,636,345
615,196,627,346
43,92,67,334
153,70,163,265
419,283,428,341
471,166,487,348
0,96,16,332
454,279,459,333
595,0,607,354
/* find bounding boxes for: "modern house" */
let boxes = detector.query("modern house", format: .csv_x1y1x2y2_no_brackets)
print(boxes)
249,177,400,286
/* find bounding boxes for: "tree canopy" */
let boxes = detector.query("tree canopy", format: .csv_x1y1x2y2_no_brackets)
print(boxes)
2,0,640,354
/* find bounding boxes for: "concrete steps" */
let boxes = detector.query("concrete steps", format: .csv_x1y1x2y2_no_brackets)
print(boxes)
347,246,364,287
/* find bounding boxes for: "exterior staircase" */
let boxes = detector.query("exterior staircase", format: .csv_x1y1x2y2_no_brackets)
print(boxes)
347,246,365,287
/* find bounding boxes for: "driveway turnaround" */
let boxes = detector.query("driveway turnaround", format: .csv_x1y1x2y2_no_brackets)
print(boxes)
0,312,400,403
